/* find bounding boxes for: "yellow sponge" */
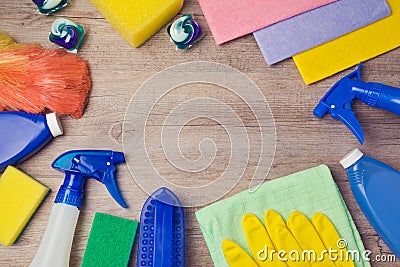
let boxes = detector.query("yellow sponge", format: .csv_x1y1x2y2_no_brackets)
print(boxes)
0,166,49,246
90,0,184,48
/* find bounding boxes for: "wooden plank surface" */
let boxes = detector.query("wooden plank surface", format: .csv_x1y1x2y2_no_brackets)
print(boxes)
1,0,400,266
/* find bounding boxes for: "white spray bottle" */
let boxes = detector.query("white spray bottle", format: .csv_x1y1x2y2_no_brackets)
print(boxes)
30,150,127,267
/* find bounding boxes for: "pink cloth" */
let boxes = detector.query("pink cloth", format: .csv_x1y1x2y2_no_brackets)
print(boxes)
198,0,337,44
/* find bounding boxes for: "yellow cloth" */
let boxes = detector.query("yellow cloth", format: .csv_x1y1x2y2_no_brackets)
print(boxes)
223,210,355,267
293,0,400,84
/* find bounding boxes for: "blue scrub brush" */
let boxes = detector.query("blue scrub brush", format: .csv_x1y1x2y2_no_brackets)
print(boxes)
137,187,186,267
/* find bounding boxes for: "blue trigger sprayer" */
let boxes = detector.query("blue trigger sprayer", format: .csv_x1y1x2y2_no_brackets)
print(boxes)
314,63,400,144
30,150,127,267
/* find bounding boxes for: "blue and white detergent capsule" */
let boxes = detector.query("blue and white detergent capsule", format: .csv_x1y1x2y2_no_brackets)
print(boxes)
49,18,85,53
167,14,204,50
32,0,67,15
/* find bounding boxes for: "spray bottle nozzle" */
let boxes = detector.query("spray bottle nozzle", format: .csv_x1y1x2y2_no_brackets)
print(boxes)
111,152,125,164
315,62,400,144
314,63,368,144
52,150,127,208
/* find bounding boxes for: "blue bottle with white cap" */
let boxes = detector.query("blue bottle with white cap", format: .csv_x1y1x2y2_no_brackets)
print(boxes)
0,111,63,171
340,148,400,257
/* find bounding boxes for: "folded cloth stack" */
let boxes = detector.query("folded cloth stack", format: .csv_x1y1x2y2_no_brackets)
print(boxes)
199,0,399,84
253,0,391,66
293,0,400,84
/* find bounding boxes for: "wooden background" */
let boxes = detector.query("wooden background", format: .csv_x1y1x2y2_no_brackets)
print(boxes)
1,0,400,266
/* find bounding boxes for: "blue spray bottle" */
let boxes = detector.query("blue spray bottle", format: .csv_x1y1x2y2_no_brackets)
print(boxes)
340,148,400,257
30,150,127,267
0,111,63,171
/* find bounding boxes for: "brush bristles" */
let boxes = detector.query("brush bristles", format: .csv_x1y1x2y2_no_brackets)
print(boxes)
0,34,91,118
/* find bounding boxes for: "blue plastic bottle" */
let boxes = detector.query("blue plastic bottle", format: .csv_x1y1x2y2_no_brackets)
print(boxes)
0,111,63,171
340,148,400,257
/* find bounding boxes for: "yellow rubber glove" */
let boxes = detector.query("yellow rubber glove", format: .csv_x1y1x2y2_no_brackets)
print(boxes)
311,213,355,267
264,210,311,267
222,214,288,267
222,211,355,267
286,211,336,267
222,239,259,267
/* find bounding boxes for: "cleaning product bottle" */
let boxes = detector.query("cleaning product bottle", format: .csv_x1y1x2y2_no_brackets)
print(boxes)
30,150,127,267
0,111,63,171
340,148,400,257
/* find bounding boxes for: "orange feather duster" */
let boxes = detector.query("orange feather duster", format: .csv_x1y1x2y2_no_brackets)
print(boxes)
0,33,91,118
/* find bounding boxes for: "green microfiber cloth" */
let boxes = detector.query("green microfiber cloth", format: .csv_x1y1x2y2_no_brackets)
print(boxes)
81,212,138,267
195,165,370,267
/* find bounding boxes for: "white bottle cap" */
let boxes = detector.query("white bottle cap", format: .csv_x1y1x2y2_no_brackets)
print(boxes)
46,113,63,137
340,148,364,169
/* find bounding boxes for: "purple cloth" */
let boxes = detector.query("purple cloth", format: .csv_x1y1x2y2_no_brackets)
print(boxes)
254,0,391,65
